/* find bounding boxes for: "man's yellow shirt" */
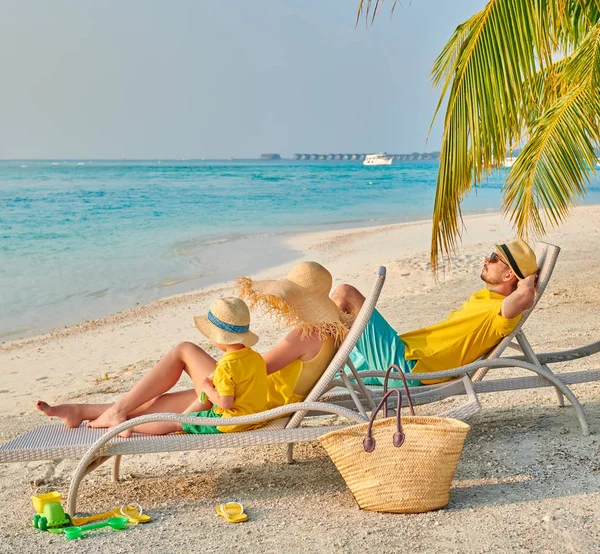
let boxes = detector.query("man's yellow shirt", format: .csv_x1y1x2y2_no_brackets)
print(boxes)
400,289,522,384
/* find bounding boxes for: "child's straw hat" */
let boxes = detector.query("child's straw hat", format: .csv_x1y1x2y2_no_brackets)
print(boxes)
194,297,258,347
237,262,348,344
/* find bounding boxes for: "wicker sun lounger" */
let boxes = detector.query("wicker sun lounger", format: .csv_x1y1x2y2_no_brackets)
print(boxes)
0,267,387,515
325,242,600,436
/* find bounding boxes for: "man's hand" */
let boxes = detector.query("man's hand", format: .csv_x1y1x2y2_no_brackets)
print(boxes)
517,272,538,293
501,272,538,319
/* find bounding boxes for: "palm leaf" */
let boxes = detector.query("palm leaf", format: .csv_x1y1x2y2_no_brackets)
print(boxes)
429,0,599,269
354,0,599,269
355,0,400,27
430,0,555,268
502,22,600,238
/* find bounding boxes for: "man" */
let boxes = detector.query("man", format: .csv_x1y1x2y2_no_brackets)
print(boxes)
331,239,539,385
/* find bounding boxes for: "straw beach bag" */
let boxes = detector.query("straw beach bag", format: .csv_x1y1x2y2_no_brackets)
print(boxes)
320,366,470,513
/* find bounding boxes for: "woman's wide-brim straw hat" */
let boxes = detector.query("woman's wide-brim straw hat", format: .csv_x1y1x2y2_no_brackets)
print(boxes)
237,261,348,344
194,297,258,347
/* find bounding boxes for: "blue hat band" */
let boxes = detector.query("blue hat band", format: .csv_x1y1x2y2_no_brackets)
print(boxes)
207,311,249,334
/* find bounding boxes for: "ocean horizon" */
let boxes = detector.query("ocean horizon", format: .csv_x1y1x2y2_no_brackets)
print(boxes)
2,159,600,342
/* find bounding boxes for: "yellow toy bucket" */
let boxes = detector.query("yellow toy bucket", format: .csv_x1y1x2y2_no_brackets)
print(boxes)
31,492,62,513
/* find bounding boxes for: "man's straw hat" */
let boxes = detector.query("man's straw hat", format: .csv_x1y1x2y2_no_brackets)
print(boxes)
495,239,538,280
237,262,348,344
194,297,258,347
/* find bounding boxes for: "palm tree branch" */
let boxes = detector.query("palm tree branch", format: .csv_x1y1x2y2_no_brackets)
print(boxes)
503,78,600,238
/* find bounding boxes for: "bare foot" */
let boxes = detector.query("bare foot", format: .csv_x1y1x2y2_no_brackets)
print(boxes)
36,401,84,428
87,408,127,430
118,428,133,438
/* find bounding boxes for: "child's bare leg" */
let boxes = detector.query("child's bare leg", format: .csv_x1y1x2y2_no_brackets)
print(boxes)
121,391,212,437
36,401,110,428
124,421,183,435
37,389,200,431
88,342,216,429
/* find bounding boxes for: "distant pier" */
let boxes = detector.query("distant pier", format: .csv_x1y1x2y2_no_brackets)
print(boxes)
292,152,440,161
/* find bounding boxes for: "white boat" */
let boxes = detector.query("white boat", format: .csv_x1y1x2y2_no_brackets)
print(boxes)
503,156,518,168
363,153,393,166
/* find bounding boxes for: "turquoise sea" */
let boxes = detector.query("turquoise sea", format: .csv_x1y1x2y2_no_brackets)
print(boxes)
2,159,599,341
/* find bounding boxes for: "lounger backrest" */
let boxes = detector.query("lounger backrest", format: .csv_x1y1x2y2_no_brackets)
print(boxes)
471,241,560,380
286,267,386,427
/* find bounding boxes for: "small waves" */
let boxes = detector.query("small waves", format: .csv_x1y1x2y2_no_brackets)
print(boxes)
83,287,110,299
2,159,599,342
153,273,206,287
171,235,243,256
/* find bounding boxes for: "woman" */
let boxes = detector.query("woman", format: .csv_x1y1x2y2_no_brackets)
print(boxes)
238,261,348,409
37,262,347,432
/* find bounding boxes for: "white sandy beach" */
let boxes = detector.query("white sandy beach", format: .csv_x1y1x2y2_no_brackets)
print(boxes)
1,206,599,553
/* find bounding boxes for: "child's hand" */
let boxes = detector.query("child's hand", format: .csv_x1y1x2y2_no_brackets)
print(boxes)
199,377,215,404
201,376,215,390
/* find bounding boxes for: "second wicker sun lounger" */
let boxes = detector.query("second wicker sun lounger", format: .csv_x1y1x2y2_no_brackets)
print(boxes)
326,242,600,436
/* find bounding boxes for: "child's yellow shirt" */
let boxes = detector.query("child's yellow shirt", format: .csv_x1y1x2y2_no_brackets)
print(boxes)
211,347,268,432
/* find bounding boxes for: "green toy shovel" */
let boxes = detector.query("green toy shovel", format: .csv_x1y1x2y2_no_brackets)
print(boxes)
63,516,128,540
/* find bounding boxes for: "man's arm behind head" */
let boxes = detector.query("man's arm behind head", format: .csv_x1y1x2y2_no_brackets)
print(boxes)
501,272,538,319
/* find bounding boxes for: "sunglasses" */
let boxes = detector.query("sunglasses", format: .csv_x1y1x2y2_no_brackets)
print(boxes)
489,252,508,265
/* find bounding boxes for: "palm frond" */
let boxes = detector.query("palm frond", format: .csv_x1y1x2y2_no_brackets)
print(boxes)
354,0,599,269
355,0,400,27
502,23,600,238
429,0,599,270
430,0,554,268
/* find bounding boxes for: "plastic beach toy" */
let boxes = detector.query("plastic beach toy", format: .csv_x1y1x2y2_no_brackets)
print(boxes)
31,492,62,513
71,510,117,527
117,504,151,524
31,492,71,530
70,504,151,526
216,502,248,523
63,517,129,540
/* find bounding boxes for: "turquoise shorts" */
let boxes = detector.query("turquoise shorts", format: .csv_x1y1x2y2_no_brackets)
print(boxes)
181,409,223,434
348,309,422,387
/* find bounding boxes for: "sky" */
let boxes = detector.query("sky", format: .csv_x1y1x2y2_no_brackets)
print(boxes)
0,0,486,159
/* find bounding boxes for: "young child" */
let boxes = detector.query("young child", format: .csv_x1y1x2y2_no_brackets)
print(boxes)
182,296,268,434
136,296,267,435
37,297,268,436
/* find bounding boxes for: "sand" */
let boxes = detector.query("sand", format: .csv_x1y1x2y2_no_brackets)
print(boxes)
1,206,599,553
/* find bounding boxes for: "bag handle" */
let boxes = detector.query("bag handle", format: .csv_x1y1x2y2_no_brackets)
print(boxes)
382,364,416,417
363,389,405,452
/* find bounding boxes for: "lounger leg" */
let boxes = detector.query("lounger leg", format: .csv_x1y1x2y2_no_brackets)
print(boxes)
69,456,110,515
345,359,375,410
517,333,565,408
112,455,122,482
338,371,368,418
531,365,590,436
82,456,111,477
286,443,295,464
553,387,565,408
441,376,482,420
